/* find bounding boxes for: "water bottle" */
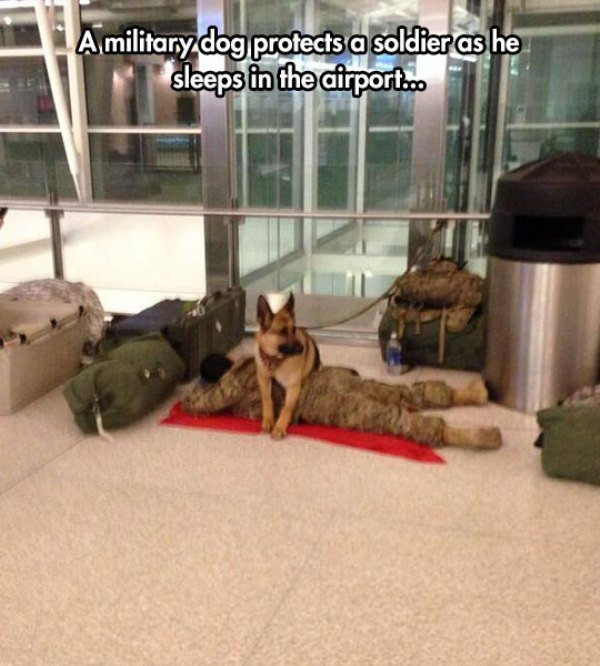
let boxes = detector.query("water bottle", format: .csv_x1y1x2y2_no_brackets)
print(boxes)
386,332,404,375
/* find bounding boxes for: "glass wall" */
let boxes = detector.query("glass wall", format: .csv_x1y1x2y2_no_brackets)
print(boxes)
61,211,206,313
0,0,202,203
0,53,74,198
365,5,418,212
0,132,76,199
0,2,69,198
0,0,598,317
502,10,600,173
81,0,202,203
0,0,206,309
233,0,422,297
0,210,54,292
0,5,66,47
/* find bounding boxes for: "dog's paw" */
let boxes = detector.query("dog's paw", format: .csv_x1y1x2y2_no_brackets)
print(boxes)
270,424,287,440
261,416,274,433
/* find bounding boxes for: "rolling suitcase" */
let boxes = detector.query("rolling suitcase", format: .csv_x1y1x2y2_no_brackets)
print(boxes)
109,288,246,381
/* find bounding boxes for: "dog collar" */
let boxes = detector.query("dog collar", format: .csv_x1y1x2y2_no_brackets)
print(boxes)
259,347,284,372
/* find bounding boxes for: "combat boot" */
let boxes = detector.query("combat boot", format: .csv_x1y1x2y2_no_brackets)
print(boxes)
442,425,502,449
451,378,489,406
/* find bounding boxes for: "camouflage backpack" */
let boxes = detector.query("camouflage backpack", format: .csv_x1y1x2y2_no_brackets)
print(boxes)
379,259,485,369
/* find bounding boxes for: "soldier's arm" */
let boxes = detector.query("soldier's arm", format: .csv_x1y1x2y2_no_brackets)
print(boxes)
182,357,256,415
182,381,238,415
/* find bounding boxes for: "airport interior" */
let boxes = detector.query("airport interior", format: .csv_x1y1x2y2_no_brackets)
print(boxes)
0,1,599,664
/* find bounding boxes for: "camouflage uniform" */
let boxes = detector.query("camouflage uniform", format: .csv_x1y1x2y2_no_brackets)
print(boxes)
183,357,455,446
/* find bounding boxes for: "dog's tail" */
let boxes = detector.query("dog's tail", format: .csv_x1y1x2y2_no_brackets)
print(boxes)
200,353,234,383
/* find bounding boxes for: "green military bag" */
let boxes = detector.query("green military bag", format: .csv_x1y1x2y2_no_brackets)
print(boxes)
63,333,185,435
536,406,600,486
378,306,485,371
379,258,485,371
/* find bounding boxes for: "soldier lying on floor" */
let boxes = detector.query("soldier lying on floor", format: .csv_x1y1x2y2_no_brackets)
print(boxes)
182,355,502,450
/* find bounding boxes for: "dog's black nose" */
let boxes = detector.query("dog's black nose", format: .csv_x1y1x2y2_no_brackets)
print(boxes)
278,341,304,356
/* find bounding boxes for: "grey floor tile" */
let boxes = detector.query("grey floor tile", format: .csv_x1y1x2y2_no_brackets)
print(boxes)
246,514,600,666
0,386,84,494
0,469,332,665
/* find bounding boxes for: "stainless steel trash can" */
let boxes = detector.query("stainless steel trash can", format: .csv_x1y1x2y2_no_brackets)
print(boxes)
485,153,600,413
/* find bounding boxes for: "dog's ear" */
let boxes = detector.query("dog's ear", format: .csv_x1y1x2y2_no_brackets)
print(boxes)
257,295,274,331
283,292,295,314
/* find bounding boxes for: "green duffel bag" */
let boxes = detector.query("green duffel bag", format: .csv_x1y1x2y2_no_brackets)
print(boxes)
63,333,185,435
536,406,600,486
378,306,485,371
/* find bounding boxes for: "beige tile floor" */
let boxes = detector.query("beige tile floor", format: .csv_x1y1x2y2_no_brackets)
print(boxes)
1,341,599,666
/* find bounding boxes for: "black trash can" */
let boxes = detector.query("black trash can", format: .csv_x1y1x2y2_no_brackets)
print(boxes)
485,152,600,412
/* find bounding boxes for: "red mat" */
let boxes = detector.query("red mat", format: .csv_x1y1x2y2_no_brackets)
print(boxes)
161,402,445,464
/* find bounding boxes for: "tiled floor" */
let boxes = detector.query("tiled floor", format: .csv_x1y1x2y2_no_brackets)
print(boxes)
1,342,599,665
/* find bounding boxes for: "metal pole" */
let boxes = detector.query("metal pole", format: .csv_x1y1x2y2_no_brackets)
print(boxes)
484,0,507,210
197,0,239,294
408,0,452,263
46,192,64,279
34,0,82,201
63,0,93,201
0,199,491,222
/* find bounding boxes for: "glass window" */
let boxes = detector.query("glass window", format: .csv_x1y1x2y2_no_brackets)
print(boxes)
444,0,483,212
234,0,423,299
0,132,76,199
84,56,200,127
239,217,270,277
364,13,418,212
498,8,600,179
239,215,301,280
0,6,66,47
505,32,600,168
316,4,359,211
241,132,293,208
233,0,298,209
318,132,351,209
80,0,197,41
89,132,202,202
0,57,69,125
61,211,206,313
365,131,412,210
0,210,54,290
81,0,198,127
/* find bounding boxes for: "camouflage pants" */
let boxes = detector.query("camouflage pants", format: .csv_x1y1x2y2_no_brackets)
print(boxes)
297,368,448,446
183,360,451,447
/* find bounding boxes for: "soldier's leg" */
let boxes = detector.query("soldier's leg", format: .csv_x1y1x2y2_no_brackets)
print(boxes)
449,378,489,406
354,377,452,409
299,387,402,436
356,378,425,406
401,411,502,449
299,383,443,446
298,368,500,448
358,376,489,410
409,378,489,408
300,388,500,449
443,424,502,449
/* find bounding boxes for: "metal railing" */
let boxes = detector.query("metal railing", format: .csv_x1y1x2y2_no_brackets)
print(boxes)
0,198,491,222
0,199,491,340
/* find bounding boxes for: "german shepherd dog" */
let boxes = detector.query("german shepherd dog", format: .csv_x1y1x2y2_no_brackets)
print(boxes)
255,293,320,439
